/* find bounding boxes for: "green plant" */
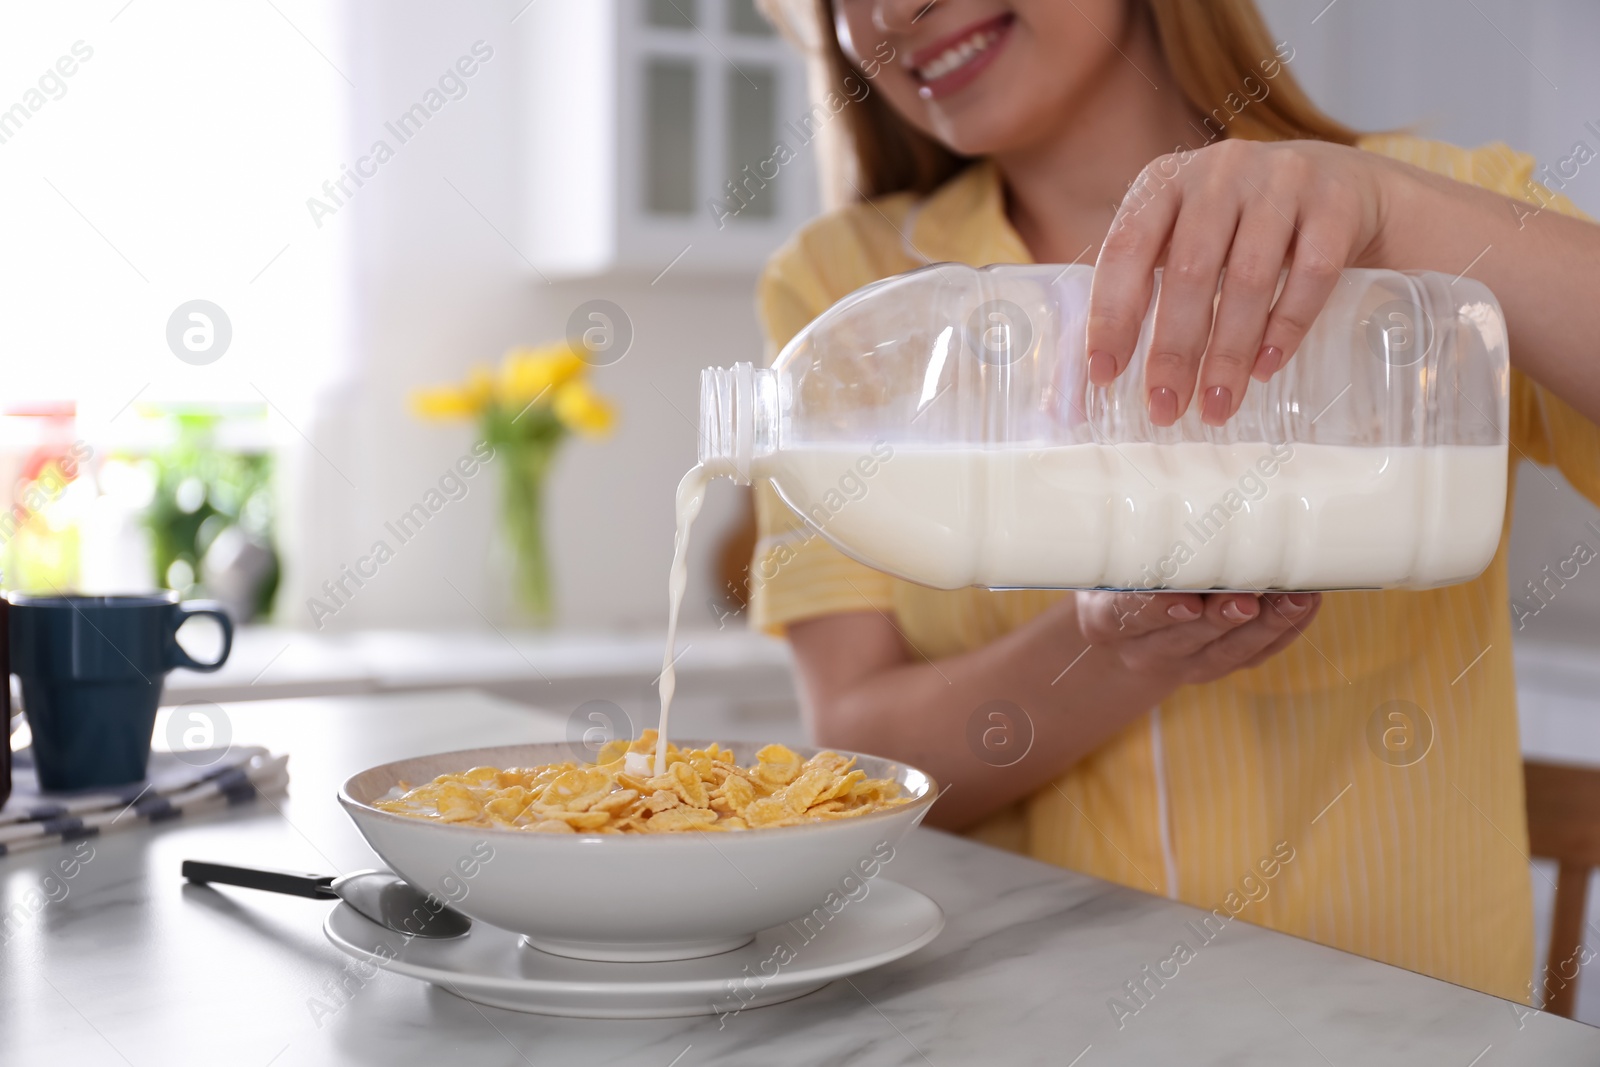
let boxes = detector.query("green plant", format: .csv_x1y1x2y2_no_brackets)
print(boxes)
139,412,278,617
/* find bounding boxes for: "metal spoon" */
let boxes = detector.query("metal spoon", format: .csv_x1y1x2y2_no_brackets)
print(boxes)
182,859,472,938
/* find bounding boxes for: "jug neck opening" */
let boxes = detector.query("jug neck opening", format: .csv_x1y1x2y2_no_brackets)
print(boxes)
699,363,776,485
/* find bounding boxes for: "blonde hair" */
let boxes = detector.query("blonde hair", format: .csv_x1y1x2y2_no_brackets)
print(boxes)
761,0,1360,204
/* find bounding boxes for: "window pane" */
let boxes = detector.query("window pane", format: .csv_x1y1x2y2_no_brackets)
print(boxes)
0,2,343,412
725,64,777,221
729,0,775,36
645,59,697,215
645,0,696,29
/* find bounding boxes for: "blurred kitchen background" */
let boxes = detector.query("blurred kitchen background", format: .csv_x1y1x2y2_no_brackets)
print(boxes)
2,0,1599,1016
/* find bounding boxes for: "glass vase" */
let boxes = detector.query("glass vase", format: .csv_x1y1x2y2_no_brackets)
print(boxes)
498,441,557,625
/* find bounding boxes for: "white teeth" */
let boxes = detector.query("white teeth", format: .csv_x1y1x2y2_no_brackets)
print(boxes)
915,27,1001,81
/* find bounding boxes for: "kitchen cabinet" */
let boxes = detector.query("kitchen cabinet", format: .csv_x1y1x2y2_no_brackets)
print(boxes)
517,0,819,277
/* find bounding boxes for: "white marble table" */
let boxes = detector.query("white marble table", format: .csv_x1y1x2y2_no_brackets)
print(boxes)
5,689,1597,1066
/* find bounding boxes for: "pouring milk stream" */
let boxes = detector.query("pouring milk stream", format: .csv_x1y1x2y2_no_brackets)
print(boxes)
655,466,709,777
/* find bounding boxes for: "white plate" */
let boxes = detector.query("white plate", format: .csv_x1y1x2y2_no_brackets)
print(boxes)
323,879,944,1019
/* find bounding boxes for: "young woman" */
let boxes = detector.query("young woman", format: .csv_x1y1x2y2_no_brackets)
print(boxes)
751,0,1600,1002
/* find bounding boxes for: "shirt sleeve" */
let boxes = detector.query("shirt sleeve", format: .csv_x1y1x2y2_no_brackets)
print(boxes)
747,232,896,637
1469,142,1600,504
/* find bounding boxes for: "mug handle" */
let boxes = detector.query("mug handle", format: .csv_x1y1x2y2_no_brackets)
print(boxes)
168,601,234,673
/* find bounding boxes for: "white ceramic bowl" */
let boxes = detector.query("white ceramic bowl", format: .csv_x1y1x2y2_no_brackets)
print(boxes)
339,740,937,962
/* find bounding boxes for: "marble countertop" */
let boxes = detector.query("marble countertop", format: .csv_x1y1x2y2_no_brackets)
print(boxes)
6,688,1596,1066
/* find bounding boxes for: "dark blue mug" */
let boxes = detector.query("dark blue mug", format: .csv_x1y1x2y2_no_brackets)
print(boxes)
8,592,233,791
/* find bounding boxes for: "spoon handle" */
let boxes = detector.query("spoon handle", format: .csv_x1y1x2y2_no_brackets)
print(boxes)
182,859,338,900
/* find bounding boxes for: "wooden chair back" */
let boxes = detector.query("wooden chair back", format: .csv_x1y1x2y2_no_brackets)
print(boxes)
1523,758,1600,1017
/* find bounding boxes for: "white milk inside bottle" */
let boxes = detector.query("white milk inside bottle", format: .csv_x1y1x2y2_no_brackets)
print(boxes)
755,441,1505,591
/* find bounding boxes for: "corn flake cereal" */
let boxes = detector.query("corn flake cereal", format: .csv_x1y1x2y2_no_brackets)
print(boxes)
374,731,910,834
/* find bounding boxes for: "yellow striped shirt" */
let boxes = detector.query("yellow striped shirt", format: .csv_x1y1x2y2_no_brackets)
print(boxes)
749,135,1600,1002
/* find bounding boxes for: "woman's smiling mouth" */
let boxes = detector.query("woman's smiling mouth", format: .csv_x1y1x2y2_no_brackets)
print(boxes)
909,13,1015,100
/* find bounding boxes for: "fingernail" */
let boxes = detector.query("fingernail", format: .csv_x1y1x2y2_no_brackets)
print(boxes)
1147,386,1179,426
1167,603,1200,622
1201,386,1231,425
1088,351,1116,385
1252,345,1282,382
1221,599,1255,623
1281,594,1311,616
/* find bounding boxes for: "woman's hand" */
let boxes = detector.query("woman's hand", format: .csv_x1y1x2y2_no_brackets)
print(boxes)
1085,139,1393,426
1077,589,1322,685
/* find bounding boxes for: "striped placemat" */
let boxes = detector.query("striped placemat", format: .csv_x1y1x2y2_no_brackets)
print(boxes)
0,746,290,855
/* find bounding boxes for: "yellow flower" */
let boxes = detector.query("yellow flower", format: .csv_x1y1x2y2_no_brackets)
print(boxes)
411,365,494,421
498,344,587,407
553,379,616,438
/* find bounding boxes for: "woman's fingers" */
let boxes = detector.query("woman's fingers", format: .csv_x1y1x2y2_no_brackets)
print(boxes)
1196,199,1296,423
1085,141,1384,420
1238,596,1324,669
1078,590,1207,642
1191,592,1320,675
1123,592,1261,660
1143,190,1241,425
1082,588,1322,684
1086,156,1185,385
1253,220,1354,382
